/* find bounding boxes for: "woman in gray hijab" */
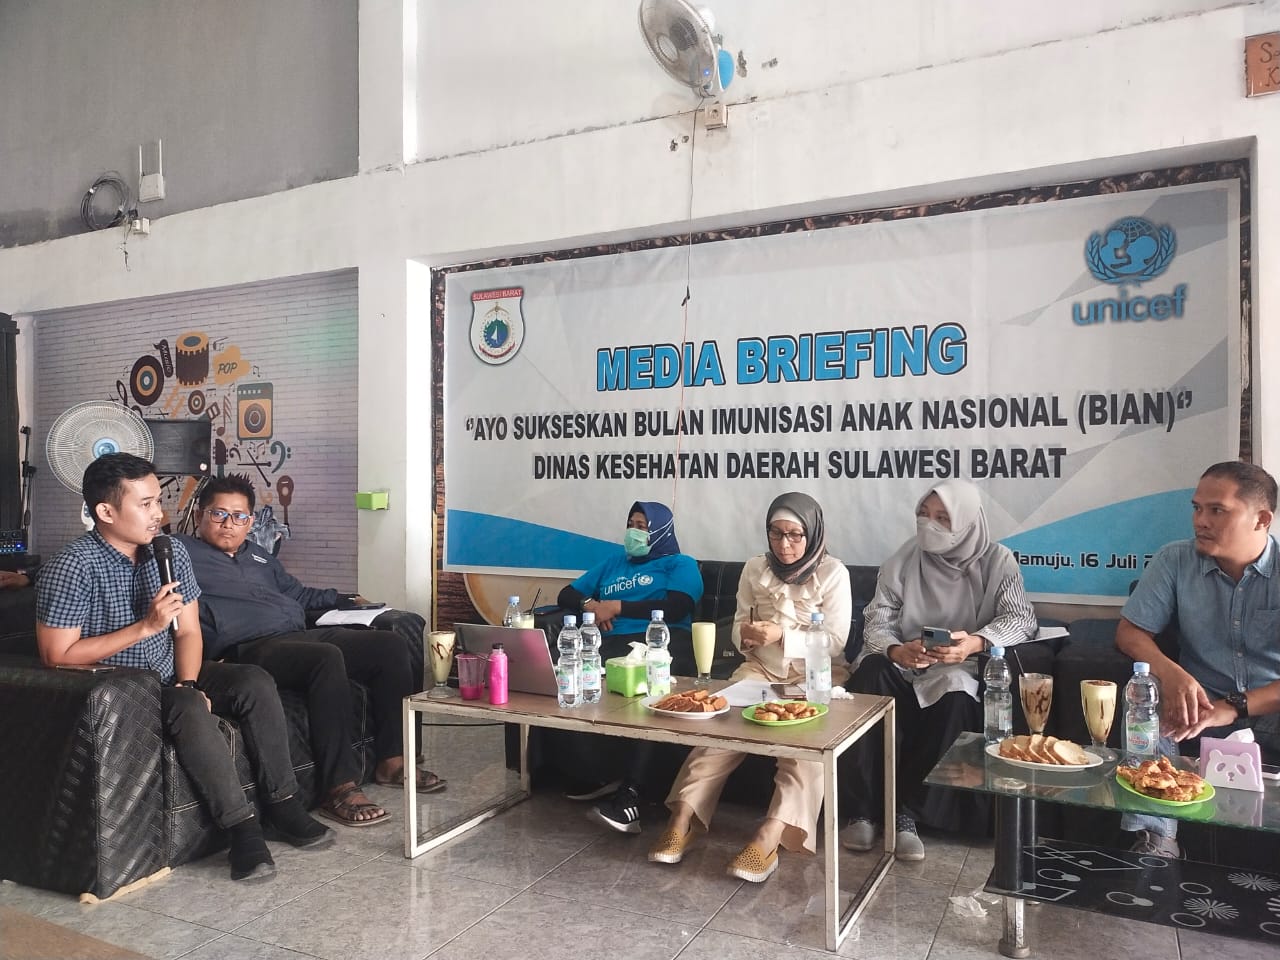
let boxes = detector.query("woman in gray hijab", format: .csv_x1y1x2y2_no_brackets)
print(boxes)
839,479,1036,860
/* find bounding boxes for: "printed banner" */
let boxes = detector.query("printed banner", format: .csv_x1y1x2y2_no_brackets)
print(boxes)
443,181,1241,600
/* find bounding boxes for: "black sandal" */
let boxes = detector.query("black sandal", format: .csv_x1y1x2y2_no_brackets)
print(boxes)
317,784,389,828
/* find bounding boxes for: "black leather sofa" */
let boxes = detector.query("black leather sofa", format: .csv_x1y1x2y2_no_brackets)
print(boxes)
0,585,378,899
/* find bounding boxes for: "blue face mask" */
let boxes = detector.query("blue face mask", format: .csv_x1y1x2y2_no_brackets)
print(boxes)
624,527,650,557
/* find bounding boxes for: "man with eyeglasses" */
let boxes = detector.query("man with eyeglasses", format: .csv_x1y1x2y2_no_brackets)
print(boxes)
36,454,332,882
179,475,444,829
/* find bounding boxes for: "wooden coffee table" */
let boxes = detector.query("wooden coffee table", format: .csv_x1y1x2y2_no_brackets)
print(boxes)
402,682,896,950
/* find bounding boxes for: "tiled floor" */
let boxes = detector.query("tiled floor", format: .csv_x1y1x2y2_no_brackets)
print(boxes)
1,720,1274,960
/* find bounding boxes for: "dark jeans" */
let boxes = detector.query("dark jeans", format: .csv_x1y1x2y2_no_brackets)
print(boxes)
238,627,413,764
371,609,427,693
160,660,298,829
231,636,361,792
839,653,989,834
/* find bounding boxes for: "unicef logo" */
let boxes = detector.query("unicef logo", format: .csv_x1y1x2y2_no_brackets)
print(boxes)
637,574,654,586
1085,216,1176,285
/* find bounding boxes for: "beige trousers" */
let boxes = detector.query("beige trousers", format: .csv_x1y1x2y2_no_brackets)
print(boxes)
665,658,848,854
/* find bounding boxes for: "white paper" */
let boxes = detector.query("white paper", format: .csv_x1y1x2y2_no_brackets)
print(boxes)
315,608,385,627
716,679,775,707
1035,626,1069,641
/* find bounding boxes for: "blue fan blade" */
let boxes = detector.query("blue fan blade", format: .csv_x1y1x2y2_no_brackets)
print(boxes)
717,48,734,90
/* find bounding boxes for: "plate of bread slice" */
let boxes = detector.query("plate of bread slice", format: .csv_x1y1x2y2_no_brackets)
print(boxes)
643,690,730,718
987,734,1102,769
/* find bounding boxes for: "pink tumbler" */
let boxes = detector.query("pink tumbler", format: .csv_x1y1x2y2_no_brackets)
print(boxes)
488,643,509,705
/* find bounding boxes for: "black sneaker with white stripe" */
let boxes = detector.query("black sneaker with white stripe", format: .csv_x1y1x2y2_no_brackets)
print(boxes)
587,785,642,834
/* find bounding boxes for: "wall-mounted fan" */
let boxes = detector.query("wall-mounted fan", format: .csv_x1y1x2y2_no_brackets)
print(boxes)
638,0,734,112
46,401,155,494
46,402,155,527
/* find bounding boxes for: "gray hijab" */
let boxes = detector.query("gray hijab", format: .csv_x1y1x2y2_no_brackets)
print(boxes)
887,479,998,640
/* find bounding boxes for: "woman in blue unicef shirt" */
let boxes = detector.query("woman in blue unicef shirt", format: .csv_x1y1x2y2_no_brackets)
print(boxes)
555,501,704,834
558,501,703,671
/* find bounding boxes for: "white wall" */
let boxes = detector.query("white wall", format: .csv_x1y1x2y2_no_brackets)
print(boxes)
2,0,1279,613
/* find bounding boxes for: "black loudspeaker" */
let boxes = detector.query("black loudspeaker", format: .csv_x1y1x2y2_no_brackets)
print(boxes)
236,382,273,441
143,418,212,476
0,313,19,531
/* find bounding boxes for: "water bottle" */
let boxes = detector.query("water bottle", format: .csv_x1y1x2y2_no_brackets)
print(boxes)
1124,661,1160,761
556,615,582,708
487,642,509,705
580,611,603,704
645,610,672,696
982,646,1013,745
804,611,832,704
502,595,521,628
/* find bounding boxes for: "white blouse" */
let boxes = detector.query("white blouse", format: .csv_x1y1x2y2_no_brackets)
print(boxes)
731,553,852,683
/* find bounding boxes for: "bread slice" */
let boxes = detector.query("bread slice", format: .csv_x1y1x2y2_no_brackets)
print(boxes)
998,735,1031,761
1050,739,1090,765
1027,734,1056,764
1043,736,1064,764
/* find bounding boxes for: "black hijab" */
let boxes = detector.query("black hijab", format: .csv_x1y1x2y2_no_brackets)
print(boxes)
764,491,827,585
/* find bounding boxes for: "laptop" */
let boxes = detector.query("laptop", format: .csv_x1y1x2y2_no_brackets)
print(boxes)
455,623,559,697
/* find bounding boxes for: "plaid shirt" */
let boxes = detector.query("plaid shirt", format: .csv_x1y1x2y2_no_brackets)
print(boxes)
36,529,202,684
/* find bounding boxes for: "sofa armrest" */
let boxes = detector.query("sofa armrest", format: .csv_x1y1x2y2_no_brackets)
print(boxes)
0,656,165,898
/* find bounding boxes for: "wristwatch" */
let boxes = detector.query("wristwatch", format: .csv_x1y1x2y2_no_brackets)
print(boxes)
1224,690,1249,718
174,679,203,692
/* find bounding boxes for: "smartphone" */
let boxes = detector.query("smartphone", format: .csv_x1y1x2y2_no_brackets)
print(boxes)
922,627,953,649
54,663,115,673
770,682,807,699
1262,764,1280,782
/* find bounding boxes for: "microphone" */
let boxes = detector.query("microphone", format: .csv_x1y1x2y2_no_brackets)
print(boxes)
152,535,179,631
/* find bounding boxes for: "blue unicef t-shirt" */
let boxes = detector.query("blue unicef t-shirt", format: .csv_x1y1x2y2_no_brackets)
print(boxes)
569,552,703,635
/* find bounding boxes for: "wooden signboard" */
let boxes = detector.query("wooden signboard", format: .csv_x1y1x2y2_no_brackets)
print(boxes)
1245,32,1280,98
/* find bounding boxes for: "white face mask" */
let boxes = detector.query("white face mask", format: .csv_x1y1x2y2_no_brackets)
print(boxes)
916,516,961,554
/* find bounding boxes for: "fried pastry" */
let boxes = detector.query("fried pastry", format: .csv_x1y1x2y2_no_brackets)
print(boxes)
1117,756,1205,801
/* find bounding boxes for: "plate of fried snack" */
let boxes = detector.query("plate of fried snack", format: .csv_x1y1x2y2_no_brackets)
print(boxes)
643,690,730,719
987,734,1102,769
743,701,829,726
1115,756,1215,805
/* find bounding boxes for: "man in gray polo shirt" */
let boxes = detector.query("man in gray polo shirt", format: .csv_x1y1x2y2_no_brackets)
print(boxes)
1116,460,1280,857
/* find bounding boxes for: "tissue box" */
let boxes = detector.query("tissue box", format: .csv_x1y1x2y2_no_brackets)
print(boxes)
605,658,648,697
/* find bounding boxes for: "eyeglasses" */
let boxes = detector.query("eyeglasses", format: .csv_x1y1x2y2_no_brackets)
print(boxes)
207,508,253,526
767,527,806,544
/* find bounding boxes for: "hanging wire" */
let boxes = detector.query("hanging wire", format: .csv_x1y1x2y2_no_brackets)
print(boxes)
80,171,132,231
669,96,705,514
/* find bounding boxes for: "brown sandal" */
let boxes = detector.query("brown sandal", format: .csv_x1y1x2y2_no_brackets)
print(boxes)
374,767,447,793
317,785,389,827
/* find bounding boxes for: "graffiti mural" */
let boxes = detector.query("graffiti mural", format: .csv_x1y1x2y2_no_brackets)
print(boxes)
35,270,357,587
110,330,295,528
